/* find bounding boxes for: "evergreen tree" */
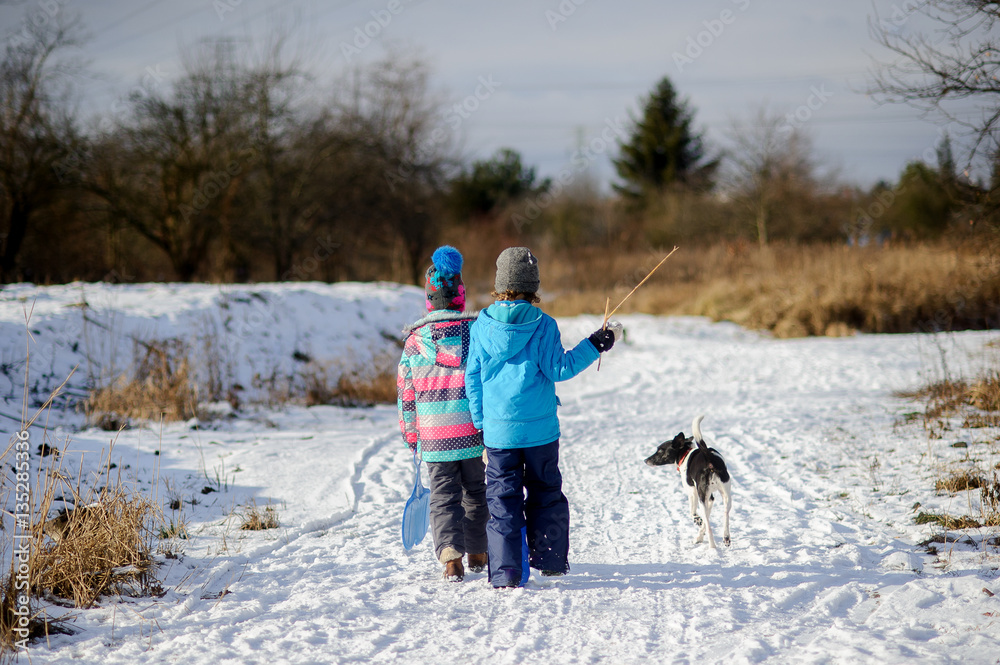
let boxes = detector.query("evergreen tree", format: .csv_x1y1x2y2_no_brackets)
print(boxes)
613,77,717,203
449,148,549,219
884,161,954,238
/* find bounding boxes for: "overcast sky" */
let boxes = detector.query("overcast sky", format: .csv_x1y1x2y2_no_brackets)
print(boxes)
2,0,957,189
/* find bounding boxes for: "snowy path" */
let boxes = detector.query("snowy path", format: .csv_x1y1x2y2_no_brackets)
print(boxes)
23,316,1000,664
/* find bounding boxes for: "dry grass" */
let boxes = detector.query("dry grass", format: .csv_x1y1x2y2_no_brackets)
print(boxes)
983,472,1000,527
331,368,397,406
32,457,161,608
85,338,197,428
457,239,1000,338
303,353,398,407
902,347,1000,534
899,378,973,423
0,567,65,658
686,242,1000,338
969,371,1000,412
900,371,1000,432
0,446,162,657
914,511,985,529
935,469,986,493
238,500,279,531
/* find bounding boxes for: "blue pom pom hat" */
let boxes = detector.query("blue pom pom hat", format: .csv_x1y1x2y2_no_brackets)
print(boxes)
424,245,466,312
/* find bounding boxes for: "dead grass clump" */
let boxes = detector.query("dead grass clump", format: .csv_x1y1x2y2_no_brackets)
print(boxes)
935,469,986,493
983,472,1000,527
33,461,161,608
0,570,67,657
303,354,398,407
332,368,397,406
969,371,1000,412
898,367,1000,431
914,511,983,529
964,412,1000,428
85,339,197,428
238,501,279,531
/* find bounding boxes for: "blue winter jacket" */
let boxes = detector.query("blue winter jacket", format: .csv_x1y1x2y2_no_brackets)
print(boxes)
465,301,600,448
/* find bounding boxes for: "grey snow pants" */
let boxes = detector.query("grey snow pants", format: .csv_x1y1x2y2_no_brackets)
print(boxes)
426,457,488,562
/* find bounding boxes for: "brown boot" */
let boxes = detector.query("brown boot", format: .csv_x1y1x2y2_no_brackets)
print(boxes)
467,553,488,573
443,557,464,581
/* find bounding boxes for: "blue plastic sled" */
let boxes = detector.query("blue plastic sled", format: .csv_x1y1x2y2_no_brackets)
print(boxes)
401,453,430,551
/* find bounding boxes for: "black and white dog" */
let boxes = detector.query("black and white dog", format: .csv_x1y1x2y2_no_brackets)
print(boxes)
645,415,732,548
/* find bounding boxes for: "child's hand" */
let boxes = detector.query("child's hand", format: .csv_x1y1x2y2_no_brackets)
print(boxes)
589,327,615,352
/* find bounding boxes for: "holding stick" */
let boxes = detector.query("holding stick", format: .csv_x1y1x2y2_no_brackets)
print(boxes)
597,297,610,371
596,246,680,370
603,246,679,325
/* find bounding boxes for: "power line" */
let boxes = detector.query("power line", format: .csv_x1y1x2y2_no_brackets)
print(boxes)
90,0,166,38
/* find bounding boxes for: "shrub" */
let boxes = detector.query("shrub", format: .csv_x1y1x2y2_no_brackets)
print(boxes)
85,339,197,428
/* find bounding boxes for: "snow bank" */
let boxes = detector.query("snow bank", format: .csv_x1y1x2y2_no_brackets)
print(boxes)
0,281,425,416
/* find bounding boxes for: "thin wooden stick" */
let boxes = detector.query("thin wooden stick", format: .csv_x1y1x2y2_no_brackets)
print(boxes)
597,297,610,371
605,246,679,321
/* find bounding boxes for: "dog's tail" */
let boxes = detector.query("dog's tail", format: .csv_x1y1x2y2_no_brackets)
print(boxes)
692,414,709,452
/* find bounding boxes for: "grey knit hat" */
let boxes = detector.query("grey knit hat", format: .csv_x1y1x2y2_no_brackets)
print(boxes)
494,247,540,294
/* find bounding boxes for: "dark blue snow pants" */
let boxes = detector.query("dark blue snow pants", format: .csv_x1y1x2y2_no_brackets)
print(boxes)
485,440,569,587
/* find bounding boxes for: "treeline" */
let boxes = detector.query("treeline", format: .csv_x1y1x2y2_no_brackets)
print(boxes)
1,12,998,287
2,17,451,285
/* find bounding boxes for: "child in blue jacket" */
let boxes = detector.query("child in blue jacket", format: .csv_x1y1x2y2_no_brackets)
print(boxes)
465,247,620,588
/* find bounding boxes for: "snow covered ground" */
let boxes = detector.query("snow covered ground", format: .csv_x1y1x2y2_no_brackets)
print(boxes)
2,282,999,664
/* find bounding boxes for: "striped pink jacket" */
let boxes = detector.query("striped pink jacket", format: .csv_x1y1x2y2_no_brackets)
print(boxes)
396,310,484,463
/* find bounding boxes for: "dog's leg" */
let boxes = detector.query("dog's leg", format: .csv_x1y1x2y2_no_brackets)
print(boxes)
693,494,707,544
704,495,717,549
722,482,732,547
689,487,702,526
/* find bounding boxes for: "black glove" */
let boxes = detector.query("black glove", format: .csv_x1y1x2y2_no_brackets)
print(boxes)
589,327,615,352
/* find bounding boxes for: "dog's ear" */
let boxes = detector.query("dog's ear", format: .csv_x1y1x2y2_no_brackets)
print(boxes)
672,432,686,444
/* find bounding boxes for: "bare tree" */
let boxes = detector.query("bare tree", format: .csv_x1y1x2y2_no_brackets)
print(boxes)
333,56,456,284
90,39,255,281
723,107,819,246
869,1,1000,168
0,10,83,282
232,33,314,281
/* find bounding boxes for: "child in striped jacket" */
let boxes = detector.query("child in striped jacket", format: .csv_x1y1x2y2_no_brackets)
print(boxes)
397,246,487,581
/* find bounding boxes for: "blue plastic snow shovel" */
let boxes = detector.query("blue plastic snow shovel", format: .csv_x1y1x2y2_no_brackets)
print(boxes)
401,452,430,551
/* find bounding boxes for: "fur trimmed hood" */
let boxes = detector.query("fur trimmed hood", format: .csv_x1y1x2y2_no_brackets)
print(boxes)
402,309,479,335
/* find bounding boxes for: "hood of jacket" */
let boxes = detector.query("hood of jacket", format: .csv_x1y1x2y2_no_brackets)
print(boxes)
402,309,477,362
402,309,478,335
475,301,543,362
